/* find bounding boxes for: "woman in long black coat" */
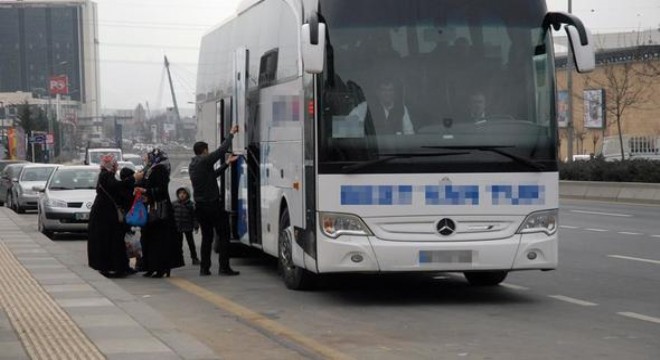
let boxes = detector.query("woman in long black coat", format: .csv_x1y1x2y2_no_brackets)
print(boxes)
88,154,143,277
137,149,184,278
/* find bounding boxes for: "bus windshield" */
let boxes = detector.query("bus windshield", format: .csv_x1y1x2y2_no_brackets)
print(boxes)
318,0,556,174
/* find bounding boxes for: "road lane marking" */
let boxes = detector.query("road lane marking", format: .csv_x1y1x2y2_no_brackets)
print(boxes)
169,278,352,360
548,295,598,307
569,210,632,218
651,235,660,239
560,225,579,229
608,255,660,265
617,312,660,325
617,232,642,236
501,283,529,291
584,228,608,232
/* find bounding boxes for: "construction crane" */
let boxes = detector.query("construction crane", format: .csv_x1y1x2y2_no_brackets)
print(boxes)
163,55,182,123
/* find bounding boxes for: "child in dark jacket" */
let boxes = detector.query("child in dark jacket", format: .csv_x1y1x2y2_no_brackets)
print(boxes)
172,187,200,265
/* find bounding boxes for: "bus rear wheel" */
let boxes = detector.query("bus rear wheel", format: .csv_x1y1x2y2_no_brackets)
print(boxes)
464,271,508,286
278,209,315,290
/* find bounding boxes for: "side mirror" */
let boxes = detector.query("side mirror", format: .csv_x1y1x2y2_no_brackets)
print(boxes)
33,185,45,192
301,15,326,74
11,178,18,182
565,25,595,73
543,12,595,74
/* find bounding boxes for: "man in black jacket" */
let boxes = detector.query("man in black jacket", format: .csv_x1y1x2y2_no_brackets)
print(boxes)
189,125,239,276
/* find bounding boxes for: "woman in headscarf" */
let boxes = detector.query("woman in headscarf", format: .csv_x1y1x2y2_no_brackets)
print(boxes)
88,154,143,277
135,149,184,278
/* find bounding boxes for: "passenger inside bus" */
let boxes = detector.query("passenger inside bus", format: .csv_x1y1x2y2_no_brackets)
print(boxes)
345,77,415,136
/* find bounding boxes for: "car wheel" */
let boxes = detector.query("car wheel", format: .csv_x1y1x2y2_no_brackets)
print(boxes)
464,271,508,286
278,208,316,290
38,213,54,238
15,196,25,214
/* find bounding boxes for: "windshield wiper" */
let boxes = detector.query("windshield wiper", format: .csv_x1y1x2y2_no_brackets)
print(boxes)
49,186,74,190
423,145,546,171
341,151,470,173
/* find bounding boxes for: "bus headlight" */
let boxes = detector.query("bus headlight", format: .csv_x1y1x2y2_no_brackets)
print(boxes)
517,209,558,236
320,212,373,239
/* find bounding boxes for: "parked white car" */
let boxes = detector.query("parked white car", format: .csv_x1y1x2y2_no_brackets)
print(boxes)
122,153,145,171
37,166,99,238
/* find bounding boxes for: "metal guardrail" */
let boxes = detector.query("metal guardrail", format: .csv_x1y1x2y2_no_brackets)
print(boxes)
560,180,660,205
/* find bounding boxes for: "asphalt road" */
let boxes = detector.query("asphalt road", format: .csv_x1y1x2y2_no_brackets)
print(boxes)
15,169,660,359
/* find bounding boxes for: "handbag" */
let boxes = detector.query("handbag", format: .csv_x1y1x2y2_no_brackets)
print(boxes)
126,194,148,227
148,199,170,223
98,184,125,223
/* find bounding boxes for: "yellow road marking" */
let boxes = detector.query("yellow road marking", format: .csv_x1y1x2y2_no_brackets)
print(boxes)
169,277,352,360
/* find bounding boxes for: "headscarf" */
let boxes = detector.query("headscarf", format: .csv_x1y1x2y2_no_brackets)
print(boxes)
147,148,168,166
100,154,118,172
146,148,171,177
119,167,135,181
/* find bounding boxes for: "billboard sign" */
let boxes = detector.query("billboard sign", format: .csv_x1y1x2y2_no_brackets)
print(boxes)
557,91,569,128
49,75,69,95
584,89,605,129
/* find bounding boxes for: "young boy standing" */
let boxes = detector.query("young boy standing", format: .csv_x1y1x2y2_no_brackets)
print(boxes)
172,187,200,265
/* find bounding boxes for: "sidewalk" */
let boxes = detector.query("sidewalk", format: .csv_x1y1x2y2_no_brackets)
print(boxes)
0,207,219,360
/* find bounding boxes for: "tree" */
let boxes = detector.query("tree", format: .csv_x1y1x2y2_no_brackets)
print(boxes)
16,101,49,161
16,101,48,134
591,132,600,155
584,47,660,161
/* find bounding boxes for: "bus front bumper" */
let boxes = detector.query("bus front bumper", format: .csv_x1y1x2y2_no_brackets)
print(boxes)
315,232,557,273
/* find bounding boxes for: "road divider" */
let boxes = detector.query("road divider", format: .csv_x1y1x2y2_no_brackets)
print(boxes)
560,181,660,205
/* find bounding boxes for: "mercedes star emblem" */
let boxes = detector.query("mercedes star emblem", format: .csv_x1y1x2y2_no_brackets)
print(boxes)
436,218,456,236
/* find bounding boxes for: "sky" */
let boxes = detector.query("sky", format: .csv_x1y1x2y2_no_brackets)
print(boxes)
96,0,660,112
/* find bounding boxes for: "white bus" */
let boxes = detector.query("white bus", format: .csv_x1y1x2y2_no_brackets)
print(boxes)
196,0,594,289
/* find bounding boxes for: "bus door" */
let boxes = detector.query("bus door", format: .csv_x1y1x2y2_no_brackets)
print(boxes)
232,47,250,244
246,96,262,246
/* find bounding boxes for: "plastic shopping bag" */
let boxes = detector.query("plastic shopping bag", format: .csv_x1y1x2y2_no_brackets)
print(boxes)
126,194,148,227
125,229,142,258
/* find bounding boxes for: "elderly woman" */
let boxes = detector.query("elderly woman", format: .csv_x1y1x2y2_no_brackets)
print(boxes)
88,154,143,278
136,149,184,278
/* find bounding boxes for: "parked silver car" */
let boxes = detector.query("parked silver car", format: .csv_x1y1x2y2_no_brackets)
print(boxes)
9,164,59,213
0,161,29,206
37,166,99,237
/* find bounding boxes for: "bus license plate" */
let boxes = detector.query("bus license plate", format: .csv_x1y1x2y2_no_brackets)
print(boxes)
419,250,472,264
75,213,89,221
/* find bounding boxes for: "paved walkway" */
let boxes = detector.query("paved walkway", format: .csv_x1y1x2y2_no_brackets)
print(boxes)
0,208,219,360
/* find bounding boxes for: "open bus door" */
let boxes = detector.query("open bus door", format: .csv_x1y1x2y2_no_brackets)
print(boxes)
232,47,251,245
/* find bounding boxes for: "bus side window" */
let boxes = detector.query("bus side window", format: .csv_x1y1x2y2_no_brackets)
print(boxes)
258,49,279,87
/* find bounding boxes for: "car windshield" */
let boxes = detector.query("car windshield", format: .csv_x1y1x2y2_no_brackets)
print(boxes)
20,167,55,182
48,169,99,190
318,0,556,174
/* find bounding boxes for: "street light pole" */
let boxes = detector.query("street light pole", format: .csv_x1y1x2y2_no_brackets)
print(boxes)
566,0,575,162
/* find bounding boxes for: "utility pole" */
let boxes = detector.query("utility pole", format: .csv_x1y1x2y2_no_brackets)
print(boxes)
566,0,575,162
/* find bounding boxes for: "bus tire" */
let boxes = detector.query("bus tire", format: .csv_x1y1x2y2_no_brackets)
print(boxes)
278,208,315,290
464,271,508,286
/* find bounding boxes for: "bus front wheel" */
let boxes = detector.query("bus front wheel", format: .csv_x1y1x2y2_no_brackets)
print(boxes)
278,209,315,290
464,271,508,286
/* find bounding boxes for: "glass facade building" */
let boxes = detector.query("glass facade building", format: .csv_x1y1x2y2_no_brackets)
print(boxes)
0,4,83,101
